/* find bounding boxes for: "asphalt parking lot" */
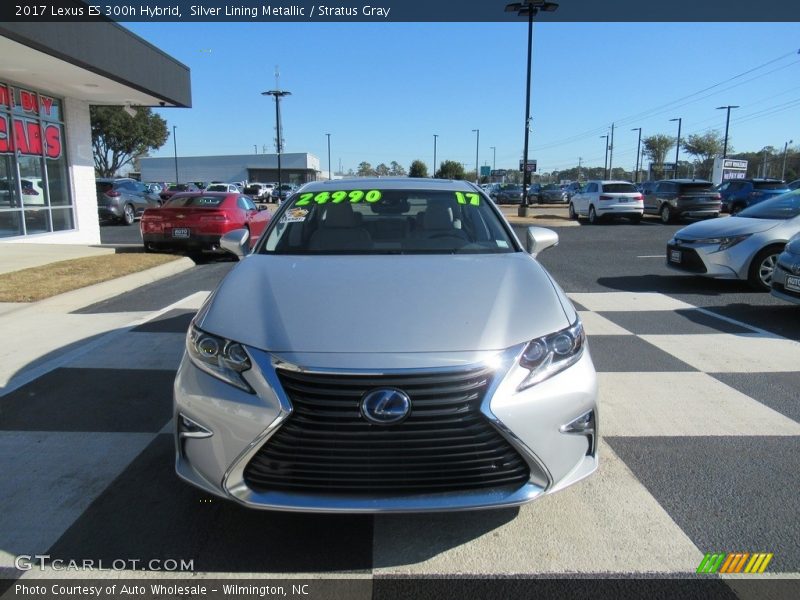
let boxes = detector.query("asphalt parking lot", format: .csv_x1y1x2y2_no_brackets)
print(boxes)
1,217,797,587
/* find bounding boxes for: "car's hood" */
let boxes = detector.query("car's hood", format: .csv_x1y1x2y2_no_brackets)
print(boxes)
197,253,571,354
674,216,780,240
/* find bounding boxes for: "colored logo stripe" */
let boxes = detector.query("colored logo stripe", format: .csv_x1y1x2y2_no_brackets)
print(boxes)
697,552,773,574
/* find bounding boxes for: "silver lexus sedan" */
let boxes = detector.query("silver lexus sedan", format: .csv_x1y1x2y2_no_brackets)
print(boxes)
174,178,598,512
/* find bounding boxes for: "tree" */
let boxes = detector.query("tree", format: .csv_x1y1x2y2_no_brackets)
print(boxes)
642,134,675,179
409,160,428,178
389,161,406,176
436,160,465,180
91,106,168,177
357,161,375,177
682,131,725,179
375,163,390,177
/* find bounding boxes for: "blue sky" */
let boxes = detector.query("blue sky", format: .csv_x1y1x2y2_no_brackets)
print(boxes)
125,21,800,176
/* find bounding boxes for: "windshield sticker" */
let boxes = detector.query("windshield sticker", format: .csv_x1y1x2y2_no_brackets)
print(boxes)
295,190,383,206
455,192,481,206
281,208,309,223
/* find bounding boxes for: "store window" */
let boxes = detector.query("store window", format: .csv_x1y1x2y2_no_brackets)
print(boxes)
0,81,73,238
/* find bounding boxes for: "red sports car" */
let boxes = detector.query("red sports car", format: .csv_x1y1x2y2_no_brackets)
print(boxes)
140,191,271,255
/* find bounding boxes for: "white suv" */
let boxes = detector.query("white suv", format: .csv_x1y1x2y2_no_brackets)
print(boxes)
569,180,644,224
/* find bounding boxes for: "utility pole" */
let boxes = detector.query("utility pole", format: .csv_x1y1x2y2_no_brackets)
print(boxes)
577,156,582,182
782,140,793,180
631,127,642,183
608,123,615,179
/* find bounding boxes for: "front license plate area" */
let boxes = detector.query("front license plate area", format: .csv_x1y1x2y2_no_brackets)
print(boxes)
787,276,800,292
172,228,190,238
669,249,681,263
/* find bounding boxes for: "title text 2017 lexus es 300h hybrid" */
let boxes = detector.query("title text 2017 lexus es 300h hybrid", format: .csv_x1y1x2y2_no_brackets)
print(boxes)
174,178,598,512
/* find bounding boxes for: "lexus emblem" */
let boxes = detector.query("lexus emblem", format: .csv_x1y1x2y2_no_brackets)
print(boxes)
360,388,411,425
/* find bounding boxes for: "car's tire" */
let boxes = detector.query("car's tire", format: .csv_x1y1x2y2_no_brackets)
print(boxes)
731,203,745,215
747,245,782,291
660,204,673,224
122,203,135,225
568,203,578,220
588,205,599,224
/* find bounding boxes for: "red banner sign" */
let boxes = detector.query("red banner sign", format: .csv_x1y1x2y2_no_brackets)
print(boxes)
0,83,62,159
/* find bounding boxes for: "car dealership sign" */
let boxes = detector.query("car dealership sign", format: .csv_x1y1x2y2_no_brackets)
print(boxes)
712,157,748,185
0,83,63,159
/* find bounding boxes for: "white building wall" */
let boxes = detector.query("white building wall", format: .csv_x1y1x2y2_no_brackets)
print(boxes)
2,96,100,245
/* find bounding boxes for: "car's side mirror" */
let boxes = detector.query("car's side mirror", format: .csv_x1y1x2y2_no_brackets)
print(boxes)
220,228,251,260
526,226,559,258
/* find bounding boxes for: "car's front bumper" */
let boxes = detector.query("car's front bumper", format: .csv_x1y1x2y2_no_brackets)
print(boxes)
771,259,800,305
665,238,756,280
174,342,598,512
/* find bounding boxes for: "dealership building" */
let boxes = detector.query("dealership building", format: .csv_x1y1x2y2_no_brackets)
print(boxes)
140,153,321,187
0,21,190,244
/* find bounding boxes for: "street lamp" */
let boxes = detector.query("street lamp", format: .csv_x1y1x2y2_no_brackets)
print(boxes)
506,0,559,216
172,125,179,183
600,134,609,179
716,105,739,159
631,127,642,183
669,118,682,178
325,133,331,180
782,140,794,180
472,129,480,184
262,89,291,197
433,134,438,178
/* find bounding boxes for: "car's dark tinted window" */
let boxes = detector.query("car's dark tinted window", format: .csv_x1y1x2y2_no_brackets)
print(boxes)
96,182,113,193
738,190,800,219
753,181,789,190
261,188,516,255
656,182,674,194
165,195,225,207
677,182,715,193
586,183,598,193
602,183,637,193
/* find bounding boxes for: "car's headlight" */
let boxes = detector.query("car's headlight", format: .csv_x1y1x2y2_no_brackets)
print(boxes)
696,234,751,251
517,320,585,391
187,324,253,392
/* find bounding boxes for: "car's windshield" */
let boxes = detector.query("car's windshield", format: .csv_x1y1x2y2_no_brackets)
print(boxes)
737,190,800,219
259,187,517,255
164,195,225,208
753,181,789,190
603,183,638,193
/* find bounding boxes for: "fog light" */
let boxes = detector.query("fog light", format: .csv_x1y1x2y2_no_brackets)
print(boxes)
178,414,213,439
560,410,596,456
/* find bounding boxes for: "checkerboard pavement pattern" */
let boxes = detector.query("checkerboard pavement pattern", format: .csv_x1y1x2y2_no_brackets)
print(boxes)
1,291,798,580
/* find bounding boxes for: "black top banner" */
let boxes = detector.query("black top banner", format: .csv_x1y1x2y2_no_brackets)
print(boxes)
3,0,800,22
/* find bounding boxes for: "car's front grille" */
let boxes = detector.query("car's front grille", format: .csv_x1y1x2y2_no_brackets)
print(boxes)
243,367,531,495
667,244,707,273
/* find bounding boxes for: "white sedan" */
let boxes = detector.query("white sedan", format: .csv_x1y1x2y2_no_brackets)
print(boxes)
569,180,644,224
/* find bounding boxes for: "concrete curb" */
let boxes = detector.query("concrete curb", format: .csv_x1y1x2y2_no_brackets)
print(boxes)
4,256,196,315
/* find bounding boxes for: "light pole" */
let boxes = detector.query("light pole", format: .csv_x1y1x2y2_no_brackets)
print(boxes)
472,129,480,184
669,118,682,178
262,89,291,197
490,146,496,171
600,134,609,179
631,127,642,183
716,105,738,159
433,134,438,178
782,140,794,180
506,0,559,216
325,133,331,180
172,125,179,183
